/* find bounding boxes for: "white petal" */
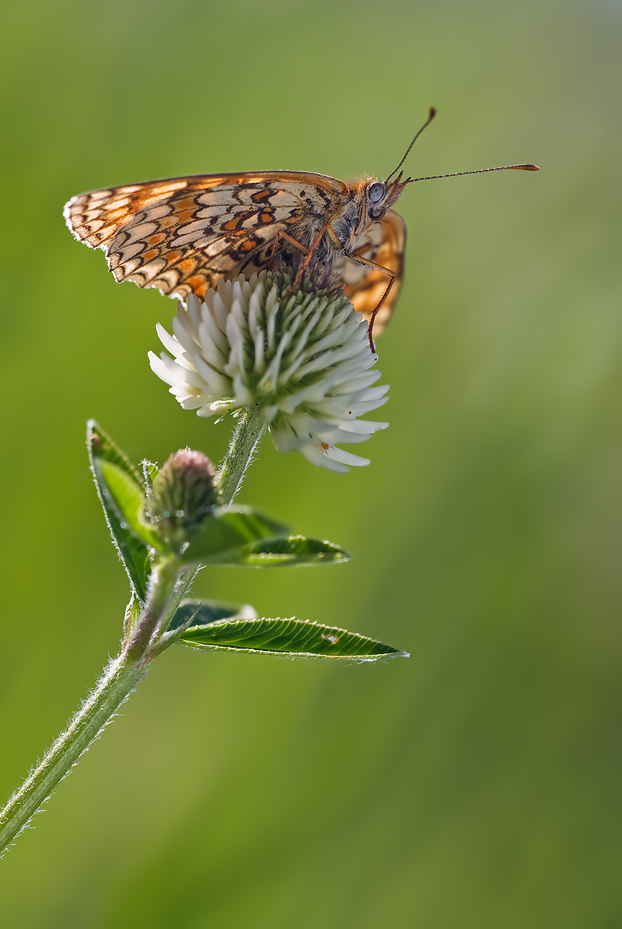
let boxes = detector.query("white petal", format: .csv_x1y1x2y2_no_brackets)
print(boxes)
270,425,299,453
200,305,229,355
233,374,254,406
156,323,185,360
148,351,175,385
149,352,204,389
171,314,200,356
231,296,249,334
177,393,209,410
195,321,228,371
211,291,229,329
298,442,350,473
330,371,382,394
344,396,389,416
332,419,389,435
193,354,232,393
186,294,202,329
323,445,371,467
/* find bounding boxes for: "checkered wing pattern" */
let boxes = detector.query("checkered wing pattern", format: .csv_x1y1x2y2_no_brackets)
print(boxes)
64,171,349,300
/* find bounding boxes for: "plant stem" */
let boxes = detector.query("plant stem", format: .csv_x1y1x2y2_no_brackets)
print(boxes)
0,407,266,855
217,404,265,504
0,655,146,854
124,559,178,662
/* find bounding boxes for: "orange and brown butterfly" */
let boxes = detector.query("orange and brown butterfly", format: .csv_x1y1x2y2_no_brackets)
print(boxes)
63,109,538,339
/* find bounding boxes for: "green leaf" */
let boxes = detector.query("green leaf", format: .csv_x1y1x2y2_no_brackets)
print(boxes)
180,505,289,564
94,458,168,553
88,422,151,601
179,616,408,660
201,534,350,567
88,421,144,487
167,598,257,633
124,593,143,635
141,459,160,489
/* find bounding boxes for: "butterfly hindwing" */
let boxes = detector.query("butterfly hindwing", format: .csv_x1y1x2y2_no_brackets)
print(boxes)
336,210,405,334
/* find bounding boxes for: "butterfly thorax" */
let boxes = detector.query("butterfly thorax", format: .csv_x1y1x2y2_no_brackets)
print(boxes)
284,178,377,265
274,182,362,266
330,191,367,256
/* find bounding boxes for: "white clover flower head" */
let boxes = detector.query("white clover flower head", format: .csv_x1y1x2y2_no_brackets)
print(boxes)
148,272,389,473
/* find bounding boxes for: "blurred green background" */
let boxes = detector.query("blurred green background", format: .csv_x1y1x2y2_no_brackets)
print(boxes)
1,0,620,925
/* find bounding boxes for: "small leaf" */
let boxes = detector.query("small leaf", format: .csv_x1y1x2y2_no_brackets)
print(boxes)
142,459,160,489
179,616,408,660
94,458,168,553
88,421,144,486
167,598,257,633
88,422,151,601
123,593,143,635
180,505,289,564
202,535,350,567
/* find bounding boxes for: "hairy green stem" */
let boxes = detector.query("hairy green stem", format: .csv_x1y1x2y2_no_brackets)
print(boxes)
0,408,265,856
124,559,178,662
217,404,265,504
0,656,146,854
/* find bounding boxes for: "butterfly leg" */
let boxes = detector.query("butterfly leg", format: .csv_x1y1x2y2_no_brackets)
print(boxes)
266,230,310,275
267,230,307,271
270,226,331,296
289,224,334,288
347,255,395,351
278,231,310,256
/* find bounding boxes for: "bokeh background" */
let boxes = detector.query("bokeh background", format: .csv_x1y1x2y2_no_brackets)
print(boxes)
1,0,620,925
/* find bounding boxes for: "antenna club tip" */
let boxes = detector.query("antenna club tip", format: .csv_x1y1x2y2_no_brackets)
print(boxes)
429,106,437,118
516,164,539,171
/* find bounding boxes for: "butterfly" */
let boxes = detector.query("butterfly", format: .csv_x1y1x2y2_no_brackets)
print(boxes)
64,109,537,340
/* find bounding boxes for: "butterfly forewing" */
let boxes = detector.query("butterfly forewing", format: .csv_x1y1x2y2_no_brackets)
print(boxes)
64,170,404,329
65,172,346,299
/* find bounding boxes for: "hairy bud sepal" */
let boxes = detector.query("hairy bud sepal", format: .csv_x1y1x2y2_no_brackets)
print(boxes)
142,449,221,556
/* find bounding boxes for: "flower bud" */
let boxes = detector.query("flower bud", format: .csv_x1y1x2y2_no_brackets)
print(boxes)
143,449,220,553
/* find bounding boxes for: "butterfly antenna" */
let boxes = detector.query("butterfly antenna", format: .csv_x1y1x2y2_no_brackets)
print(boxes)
407,163,539,183
385,107,437,183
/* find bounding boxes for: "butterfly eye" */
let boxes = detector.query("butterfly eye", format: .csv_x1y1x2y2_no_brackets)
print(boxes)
368,182,385,204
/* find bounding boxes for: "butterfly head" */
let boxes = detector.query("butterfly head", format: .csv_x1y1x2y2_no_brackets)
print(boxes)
359,172,410,231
